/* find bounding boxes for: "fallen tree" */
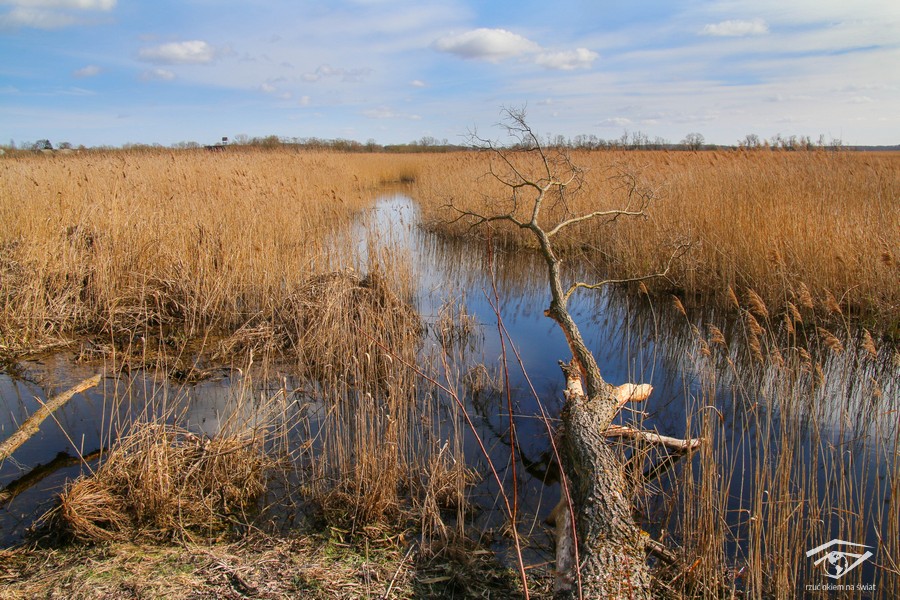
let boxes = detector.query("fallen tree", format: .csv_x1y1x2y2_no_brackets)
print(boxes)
451,109,697,598
0,375,102,463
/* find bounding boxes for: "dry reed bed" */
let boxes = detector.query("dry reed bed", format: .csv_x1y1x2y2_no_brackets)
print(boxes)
42,224,470,551
411,150,900,330
2,147,473,554
6,147,894,355
658,290,899,598
0,148,426,357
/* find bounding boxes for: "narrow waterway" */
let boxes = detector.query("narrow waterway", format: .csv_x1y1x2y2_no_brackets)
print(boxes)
2,194,896,591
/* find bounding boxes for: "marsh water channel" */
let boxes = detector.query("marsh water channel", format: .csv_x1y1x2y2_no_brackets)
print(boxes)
2,194,897,591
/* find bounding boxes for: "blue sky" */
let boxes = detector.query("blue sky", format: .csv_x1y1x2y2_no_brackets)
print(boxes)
1,0,898,147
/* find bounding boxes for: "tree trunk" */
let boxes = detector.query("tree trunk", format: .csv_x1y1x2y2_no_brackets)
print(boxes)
554,370,653,599
458,110,665,597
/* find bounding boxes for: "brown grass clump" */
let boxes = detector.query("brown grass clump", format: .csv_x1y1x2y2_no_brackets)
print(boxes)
59,478,129,543
54,422,273,543
284,268,421,385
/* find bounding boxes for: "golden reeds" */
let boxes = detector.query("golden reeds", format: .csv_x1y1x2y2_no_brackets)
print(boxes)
411,150,900,329
669,292,899,598
0,148,426,356
3,148,897,355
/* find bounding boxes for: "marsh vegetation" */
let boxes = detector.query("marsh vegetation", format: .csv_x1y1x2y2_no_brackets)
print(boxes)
0,142,897,598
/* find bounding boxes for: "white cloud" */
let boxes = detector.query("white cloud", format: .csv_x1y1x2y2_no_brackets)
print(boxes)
535,48,598,70
3,0,115,8
258,80,291,99
410,79,426,87
298,95,310,106
598,117,632,127
302,64,372,83
0,0,114,29
138,41,217,65
433,28,540,62
363,106,421,120
701,18,769,37
0,7,77,28
140,68,175,81
73,64,100,77
433,27,599,72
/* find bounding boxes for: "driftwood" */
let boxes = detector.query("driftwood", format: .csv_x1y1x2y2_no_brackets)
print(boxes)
0,374,102,463
0,448,104,506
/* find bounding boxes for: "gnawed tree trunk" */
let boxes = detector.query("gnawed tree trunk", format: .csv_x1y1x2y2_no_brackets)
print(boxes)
456,108,695,599
553,361,652,598
534,213,654,598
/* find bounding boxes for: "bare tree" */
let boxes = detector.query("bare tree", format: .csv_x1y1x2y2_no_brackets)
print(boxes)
451,109,697,598
680,132,705,150
740,133,761,149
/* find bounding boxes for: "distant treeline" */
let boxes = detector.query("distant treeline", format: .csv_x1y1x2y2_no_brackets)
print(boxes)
4,133,899,154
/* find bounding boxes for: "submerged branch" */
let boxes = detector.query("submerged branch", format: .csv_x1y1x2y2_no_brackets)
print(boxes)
0,375,102,463
0,449,104,506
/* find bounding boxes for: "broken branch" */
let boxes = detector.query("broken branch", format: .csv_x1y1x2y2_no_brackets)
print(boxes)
604,424,702,452
0,374,102,463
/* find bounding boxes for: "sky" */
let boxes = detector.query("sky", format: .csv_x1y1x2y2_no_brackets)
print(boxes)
1,0,898,148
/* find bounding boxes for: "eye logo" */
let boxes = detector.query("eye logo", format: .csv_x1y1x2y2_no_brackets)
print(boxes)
806,540,873,580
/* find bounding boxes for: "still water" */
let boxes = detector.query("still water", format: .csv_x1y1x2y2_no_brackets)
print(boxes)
2,195,896,589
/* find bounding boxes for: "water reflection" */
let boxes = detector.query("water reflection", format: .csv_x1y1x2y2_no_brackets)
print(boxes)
1,195,896,589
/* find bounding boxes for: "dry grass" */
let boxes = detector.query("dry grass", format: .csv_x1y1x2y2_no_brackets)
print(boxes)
51,421,273,543
6,147,893,355
0,148,427,357
4,145,897,597
0,143,475,568
0,531,548,599
411,149,900,329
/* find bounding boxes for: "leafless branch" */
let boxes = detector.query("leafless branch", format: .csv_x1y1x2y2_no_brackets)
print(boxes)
546,208,646,239
562,242,689,302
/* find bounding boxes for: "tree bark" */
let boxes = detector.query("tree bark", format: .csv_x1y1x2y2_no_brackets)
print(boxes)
554,364,653,599
460,109,674,598
0,375,102,462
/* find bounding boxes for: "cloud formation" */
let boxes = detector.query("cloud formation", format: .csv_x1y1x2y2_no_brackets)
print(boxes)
363,106,421,120
0,0,114,29
701,18,769,37
140,68,175,81
433,28,540,62
301,64,372,83
73,64,100,77
138,41,217,65
535,48,599,71
433,27,597,70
